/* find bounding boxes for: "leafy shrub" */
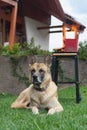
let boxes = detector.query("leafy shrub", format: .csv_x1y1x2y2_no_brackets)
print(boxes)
21,38,50,56
0,43,21,56
78,41,87,60
0,38,50,56
0,45,10,55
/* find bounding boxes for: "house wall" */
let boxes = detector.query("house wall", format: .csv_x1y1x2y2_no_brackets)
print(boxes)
24,17,49,50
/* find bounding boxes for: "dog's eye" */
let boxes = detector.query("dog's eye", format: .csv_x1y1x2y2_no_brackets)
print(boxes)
39,69,44,73
31,69,35,73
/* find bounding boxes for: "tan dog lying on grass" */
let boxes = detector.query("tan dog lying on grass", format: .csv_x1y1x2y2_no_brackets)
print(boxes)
11,63,63,115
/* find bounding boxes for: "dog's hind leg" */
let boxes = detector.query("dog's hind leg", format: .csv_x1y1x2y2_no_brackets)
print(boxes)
11,101,28,108
11,93,29,108
11,85,33,109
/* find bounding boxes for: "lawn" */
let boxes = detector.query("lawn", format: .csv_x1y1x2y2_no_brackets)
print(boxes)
0,86,87,130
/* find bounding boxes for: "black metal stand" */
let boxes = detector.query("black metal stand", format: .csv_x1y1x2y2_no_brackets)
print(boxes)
51,52,81,103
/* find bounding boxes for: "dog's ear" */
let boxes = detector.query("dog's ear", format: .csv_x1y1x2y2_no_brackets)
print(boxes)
29,56,37,65
46,63,51,68
29,64,31,69
45,55,52,67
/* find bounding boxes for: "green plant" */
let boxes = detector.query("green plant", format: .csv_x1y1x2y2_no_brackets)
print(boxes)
10,57,30,86
22,38,50,56
0,45,11,55
0,43,22,56
0,38,50,56
0,46,3,54
78,41,87,60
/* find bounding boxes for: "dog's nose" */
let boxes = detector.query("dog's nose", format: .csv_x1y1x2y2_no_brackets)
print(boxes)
33,75,37,80
32,75,38,83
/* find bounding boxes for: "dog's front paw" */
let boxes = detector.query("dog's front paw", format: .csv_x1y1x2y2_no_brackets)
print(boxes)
47,108,55,115
32,107,39,114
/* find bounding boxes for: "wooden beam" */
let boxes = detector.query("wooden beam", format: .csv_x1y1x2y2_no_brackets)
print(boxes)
1,19,5,46
9,2,18,48
0,9,24,24
37,25,63,30
49,29,71,33
64,23,79,39
62,23,67,41
0,9,11,20
71,25,79,39
0,0,17,6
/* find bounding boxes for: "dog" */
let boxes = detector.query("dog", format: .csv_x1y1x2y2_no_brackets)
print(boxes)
11,63,63,115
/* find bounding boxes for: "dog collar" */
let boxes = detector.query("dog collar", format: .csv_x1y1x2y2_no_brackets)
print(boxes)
34,84,49,92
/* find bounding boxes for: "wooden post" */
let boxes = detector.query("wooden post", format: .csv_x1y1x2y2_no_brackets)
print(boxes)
1,19,5,46
74,27,79,39
71,25,79,39
9,2,18,48
62,23,66,47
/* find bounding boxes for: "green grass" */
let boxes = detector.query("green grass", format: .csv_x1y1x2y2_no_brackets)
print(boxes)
0,86,87,130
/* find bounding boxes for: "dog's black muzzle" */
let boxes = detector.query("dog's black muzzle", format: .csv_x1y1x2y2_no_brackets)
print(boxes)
32,73,45,85
33,75,38,83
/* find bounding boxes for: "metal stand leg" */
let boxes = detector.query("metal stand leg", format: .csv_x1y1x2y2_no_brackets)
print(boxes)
51,56,58,84
75,55,81,103
51,53,81,103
